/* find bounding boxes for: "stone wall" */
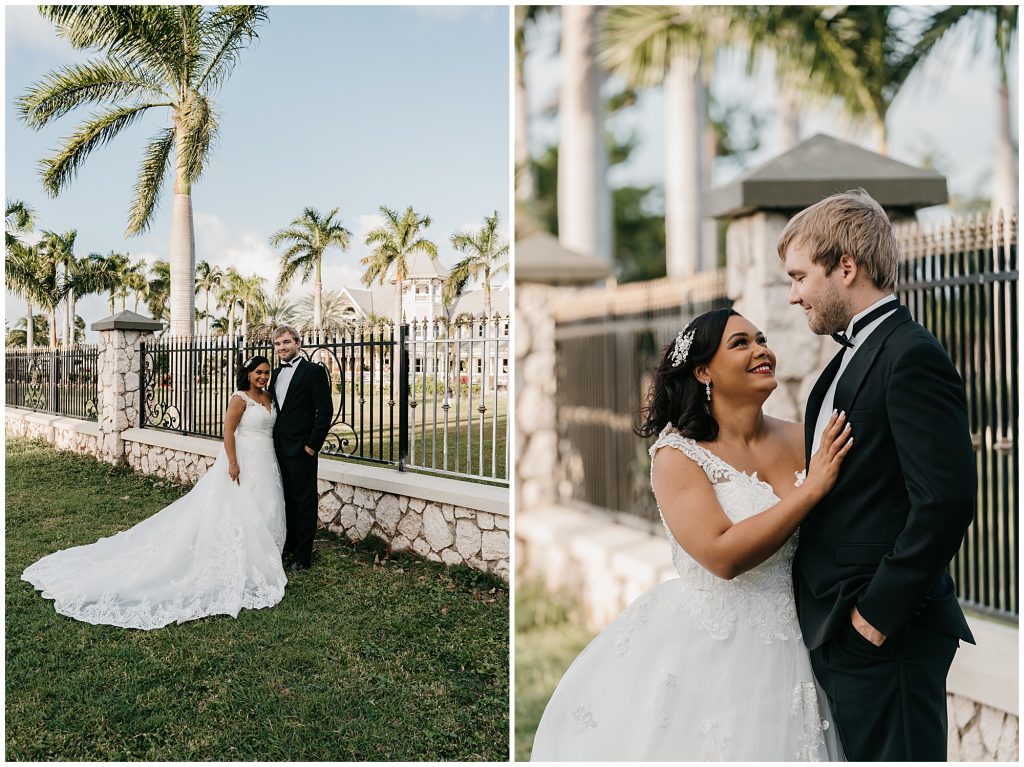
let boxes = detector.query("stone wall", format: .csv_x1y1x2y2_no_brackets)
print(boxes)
7,409,509,580
515,283,559,513
5,411,100,458
949,697,1018,761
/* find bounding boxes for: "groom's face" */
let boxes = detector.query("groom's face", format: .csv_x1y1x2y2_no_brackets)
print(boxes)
784,241,851,336
273,333,301,362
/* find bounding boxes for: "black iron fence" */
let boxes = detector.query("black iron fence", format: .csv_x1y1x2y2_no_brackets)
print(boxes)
895,210,1018,619
139,318,509,484
554,272,731,526
5,345,99,421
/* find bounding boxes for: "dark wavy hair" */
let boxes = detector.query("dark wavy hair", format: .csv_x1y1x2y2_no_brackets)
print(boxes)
636,308,739,442
236,354,271,391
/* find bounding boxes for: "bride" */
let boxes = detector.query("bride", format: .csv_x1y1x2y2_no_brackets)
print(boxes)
531,308,853,761
22,356,288,630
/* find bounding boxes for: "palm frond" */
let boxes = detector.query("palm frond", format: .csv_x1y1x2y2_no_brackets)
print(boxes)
196,6,269,93
127,126,175,236
18,59,168,129
177,90,219,185
40,103,159,197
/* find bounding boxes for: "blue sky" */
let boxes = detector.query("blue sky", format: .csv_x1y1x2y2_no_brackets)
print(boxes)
5,5,510,340
523,9,1018,224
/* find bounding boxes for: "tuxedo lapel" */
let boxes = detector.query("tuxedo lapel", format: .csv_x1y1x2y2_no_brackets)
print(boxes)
270,367,282,411
805,349,845,463
832,307,912,413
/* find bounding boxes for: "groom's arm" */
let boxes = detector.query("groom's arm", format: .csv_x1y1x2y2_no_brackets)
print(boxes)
306,364,334,453
855,339,975,640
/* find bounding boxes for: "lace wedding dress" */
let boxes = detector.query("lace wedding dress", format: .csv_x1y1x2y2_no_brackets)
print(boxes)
23,391,288,630
531,424,844,762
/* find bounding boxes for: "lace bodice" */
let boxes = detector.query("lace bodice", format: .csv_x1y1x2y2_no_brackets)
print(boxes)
648,423,805,643
232,390,276,440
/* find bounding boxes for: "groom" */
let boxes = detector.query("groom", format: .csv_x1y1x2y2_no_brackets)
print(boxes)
270,325,334,571
780,190,975,761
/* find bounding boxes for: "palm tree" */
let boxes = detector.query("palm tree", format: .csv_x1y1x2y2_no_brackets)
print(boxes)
5,243,53,350
6,199,35,249
443,212,509,319
145,259,172,329
88,250,131,315
235,272,268,338
217,266,246,338
270,207,351,336
600,6,732,275
195,260,224,335
119,259,150,313
38,229,79,346
18,6,268,336
250,294,298,337
6,314,50,348
361,205,439,325
560,6,613,265
909,6,1018,214
295,289,357,336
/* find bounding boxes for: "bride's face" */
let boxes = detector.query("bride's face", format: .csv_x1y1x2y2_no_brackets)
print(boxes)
249,364,272,391
701,315,778,399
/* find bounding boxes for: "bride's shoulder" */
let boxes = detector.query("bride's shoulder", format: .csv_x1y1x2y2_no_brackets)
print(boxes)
765,416,805,459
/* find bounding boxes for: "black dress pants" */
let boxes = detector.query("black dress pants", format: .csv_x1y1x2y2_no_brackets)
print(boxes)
810,621,959,761
278,449,318,567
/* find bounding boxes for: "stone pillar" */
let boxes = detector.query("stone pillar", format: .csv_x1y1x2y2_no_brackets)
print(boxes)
515,284,558,513
725,212,832,422
92,312,163,465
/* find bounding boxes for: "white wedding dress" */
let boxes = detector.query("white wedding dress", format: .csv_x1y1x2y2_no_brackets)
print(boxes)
23,390,288,630
531,424,844,762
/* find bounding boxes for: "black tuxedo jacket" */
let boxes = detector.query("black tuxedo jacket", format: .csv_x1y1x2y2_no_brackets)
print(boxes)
270,357,334,457
794,306,976,650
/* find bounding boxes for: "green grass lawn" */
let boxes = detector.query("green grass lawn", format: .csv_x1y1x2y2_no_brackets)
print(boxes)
6,438,509,761
514,580,594,762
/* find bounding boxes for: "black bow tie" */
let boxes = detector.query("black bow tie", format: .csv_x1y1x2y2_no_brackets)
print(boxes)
832,300,898,348
280,360,295,368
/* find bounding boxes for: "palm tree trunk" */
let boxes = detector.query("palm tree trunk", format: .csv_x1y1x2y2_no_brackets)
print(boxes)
26,303,35,351
665,50,702,278
515,54,535,203
49,307,58,348
993,76,1017,217
314,258,323,340
228,303,235,338
242,302,248,338
205,289,211,336
558,5,613,265
394,277,403,326
108,293,115,316
700,60,718,272
70,293,77,344
63,287,74,346
484,270,492,319
170,156,196,337
780,85,801,149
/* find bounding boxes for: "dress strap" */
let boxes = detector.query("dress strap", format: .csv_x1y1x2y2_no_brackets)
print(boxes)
649,424,732,485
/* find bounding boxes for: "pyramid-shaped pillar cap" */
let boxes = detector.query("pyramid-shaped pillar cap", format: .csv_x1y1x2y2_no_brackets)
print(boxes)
91,310,164,332
515,230,612,286
707,133,948,219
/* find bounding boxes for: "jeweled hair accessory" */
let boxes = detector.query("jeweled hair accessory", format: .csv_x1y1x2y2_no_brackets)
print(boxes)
669,328,696,367
243,356,259,368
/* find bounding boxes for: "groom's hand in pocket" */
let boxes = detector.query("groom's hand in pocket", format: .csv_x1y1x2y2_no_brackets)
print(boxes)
304,445,316,456
851,605,886,646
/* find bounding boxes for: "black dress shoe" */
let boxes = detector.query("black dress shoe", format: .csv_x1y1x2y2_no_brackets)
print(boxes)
287,561,308,572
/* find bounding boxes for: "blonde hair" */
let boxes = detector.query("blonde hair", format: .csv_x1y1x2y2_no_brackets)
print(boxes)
777,189,899,291
271,325,301,343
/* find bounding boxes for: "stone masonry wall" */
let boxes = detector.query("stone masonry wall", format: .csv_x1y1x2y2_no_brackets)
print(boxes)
5,412,100,457
119,437,509,579
949,696,1018,761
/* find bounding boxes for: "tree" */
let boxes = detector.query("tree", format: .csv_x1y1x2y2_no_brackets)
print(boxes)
235,272,268,338
6,199,35,249
88,250,131,315
19,5,268,336
295,289,356,337
5,243,54,350
443,211,509,319
250,294,298,337
361,205,439,325
271,207,351,335
6,199,41,349
910,6,1018,214
38,229,79,346
145,259,172,329
217,266,244,338
195,260,224,335
600,6,733,275
6,314,51,348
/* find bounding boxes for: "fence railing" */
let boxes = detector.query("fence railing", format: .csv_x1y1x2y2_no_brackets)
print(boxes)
553,271,731,525
5,345,99,421
139,317,509,485
895,210,1018,619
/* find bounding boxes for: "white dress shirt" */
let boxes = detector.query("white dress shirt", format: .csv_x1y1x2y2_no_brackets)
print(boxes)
274,357,302,409
811,295,898,454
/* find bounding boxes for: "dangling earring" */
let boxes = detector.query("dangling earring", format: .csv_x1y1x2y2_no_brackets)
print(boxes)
705,381,712,402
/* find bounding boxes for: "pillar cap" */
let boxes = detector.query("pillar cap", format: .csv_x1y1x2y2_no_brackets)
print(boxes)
91,310,164,332
515,230,612,285
707,133,948,219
